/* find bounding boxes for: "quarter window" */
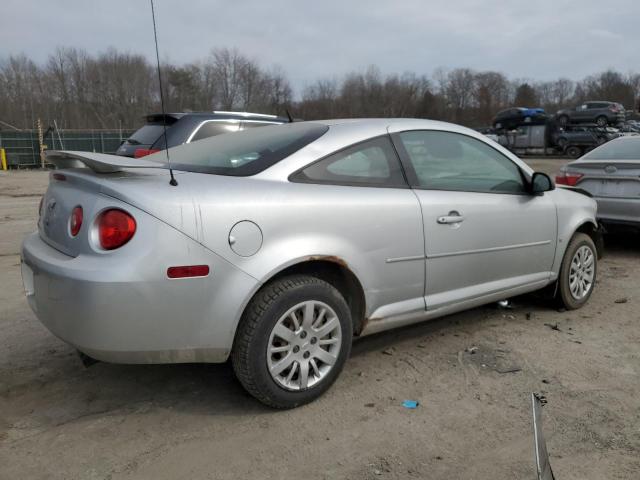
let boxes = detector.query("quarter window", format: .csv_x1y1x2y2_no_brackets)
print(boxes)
292,136,406,187
190,121,240,142
398,131,526,194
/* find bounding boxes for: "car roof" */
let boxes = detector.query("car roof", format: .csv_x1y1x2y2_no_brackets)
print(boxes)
259,118,533,180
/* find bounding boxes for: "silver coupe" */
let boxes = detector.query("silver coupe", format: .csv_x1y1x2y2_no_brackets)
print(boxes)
22,119,601,408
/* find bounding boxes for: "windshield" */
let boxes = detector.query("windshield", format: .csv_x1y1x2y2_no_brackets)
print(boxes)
148,122,328,176
582,137,640,160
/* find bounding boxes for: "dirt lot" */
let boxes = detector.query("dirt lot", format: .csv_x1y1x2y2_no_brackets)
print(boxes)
1,162,639,480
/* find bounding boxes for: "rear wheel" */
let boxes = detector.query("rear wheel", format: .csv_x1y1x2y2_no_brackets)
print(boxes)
596,115,608,127
232,275,352,408
556,233,597,310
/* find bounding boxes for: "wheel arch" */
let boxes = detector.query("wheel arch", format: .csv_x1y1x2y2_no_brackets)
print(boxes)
574,220,604,259
237,257,368,339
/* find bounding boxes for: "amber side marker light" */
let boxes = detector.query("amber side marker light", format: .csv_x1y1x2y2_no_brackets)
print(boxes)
167,265,210,279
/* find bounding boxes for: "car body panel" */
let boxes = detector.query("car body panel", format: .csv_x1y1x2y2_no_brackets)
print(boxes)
413,189,557,310
22,190,259,364
22,119,599,363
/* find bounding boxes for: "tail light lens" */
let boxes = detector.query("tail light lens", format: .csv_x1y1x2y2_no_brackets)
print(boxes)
38,197,44,217
555,172,584,186
70,206,83,236
134,148,160,158
98,209,136,250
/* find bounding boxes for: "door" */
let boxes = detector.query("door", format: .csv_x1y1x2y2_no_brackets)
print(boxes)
574,104,590,121
391,129,557,310
290,135,426,321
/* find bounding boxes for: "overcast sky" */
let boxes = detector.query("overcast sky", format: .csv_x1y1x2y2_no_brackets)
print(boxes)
2,0,639,95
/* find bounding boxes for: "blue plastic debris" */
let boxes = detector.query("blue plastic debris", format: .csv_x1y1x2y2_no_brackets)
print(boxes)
402,400,419,409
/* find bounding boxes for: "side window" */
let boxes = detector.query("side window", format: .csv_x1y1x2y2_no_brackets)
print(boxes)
292,136,406,187
398,130,526,194
189,121,240,142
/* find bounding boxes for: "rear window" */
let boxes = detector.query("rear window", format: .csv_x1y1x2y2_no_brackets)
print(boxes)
148,122,329,176
126,124,165,146
582,138,640,160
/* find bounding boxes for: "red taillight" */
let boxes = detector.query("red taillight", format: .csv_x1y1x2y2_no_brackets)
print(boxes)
52,173,67,181
98,209,136,250
70,206,83,236
134,148,160,158
555,172,584,186
167,265,210,279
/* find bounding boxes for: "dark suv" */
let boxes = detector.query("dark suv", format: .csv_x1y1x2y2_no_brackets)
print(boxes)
556,101,625,127
117,111,289,158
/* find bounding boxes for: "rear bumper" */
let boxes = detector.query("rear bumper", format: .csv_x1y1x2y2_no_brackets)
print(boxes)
21,231,259,364
594,196,640,226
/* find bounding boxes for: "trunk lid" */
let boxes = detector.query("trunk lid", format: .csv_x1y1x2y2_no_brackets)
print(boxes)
568,160,640,198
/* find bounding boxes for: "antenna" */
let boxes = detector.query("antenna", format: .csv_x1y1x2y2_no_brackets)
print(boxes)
285,109,294,123
150,0,178,186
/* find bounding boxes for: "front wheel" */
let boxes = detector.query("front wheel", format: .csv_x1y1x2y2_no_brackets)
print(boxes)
232,275,352,408
595,115,608,127
556,233,597,310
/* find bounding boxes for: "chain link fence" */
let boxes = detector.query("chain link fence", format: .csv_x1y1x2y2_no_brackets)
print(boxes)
0,130,135,169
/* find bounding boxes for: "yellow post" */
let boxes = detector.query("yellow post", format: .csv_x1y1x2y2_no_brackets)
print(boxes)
0,148,7,171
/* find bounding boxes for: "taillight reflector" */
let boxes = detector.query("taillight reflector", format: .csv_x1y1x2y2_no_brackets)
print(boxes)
98,209,136,250
134,148,160,158
167,265,210,279
555,172,584,186
52,173,67,181
70,206,83,236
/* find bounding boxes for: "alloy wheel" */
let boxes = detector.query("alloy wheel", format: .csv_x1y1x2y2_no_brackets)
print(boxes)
569,245,595,300
267,300,342,391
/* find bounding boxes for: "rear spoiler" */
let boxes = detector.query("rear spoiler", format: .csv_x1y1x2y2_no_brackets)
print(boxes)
46,150,163,173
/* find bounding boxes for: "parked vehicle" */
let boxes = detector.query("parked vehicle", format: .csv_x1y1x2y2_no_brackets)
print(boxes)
23,119,601,408
553,126,617,158
556,101,625,127
492,107,547,130
116,111,289,158
557,136,640,228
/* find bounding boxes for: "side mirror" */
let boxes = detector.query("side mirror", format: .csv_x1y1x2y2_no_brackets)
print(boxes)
531,172,554,194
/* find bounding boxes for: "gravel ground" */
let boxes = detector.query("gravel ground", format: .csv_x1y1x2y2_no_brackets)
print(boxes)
1,164,638,480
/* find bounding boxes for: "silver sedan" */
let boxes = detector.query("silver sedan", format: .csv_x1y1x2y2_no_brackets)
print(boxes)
22,119,601,408
557,135,640,228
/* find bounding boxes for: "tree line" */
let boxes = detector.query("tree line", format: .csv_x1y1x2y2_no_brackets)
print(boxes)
1,46,639,131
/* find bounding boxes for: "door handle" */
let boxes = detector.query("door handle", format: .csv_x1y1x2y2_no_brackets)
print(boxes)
437,212,465,224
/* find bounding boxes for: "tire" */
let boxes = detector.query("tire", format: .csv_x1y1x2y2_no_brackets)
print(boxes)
595,116,608,127
566,146,582,158
556,233,597,310
558,115,569,126
232,275,352,409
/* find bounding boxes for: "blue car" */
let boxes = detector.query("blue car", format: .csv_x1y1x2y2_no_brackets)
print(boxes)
493,107,548,130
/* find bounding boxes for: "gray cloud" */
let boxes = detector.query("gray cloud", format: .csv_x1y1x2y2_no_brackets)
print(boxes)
2,0,639,95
